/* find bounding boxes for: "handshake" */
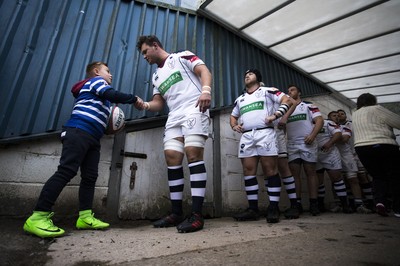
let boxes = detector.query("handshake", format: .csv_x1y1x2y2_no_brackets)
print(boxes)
133,92,210,113
134,96,151,111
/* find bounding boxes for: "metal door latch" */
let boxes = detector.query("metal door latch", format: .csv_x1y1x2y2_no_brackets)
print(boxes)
130,162,137,189
121,150,147,159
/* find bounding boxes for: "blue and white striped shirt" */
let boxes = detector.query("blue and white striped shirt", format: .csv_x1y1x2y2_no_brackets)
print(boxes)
65,76,111,139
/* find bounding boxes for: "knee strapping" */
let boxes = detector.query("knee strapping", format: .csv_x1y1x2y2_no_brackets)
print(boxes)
164,139,184,153
345,172,358,179
184,135,206,148
278,152,288,158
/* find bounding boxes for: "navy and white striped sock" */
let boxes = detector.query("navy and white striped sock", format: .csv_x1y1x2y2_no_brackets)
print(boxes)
333,180,347,197
282,176,297,205
189,161,207,214
318,183,326,200
360,182,373,201
244,175,259,210
168,165,184,215
266,174,281,207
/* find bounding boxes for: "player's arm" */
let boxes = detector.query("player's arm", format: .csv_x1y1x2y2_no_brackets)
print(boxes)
279,96,298,124
142,94,165,112
338,126,351,143
194,64,212,113
265,94,293,124
339,133,351,143
277,97,298,130
272,95,295,127
321,131,341,152
230,115,243,133
305,115,324,145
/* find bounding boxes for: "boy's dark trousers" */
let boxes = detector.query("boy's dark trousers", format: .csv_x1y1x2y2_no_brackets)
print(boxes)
35,127,101,212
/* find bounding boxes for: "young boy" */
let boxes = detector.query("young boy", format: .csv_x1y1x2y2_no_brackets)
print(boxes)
23,61,142,238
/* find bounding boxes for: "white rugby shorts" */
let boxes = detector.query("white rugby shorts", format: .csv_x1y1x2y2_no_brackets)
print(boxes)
340,152,359,173
276,128,288,158
287,142,318,163
238,128,278,158
316,146,342,170
163,112,210,143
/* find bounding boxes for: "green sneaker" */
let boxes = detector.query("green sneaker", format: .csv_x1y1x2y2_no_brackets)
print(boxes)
23,211,65,238
76,210,110,230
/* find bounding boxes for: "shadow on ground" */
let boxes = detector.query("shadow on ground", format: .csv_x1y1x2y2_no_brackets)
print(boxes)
0,215,148,266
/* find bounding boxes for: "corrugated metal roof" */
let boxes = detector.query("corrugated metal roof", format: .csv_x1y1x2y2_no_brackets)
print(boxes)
0,0,332,141
199,0,400,106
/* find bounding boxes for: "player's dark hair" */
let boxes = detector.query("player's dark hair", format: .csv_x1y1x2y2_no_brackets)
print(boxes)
136,35,164,51
328,111,337,120
288,84,301,93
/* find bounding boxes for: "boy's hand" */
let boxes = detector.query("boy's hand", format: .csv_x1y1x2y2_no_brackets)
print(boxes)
134,96,145,110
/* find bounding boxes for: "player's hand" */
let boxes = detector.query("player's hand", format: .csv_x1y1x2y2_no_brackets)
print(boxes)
196,93,211,113
321,145,329,152
304,135,315,145
321,142,333,152
232,124,243,133
277,117,287,130
265,115,276,124
278,123,286,131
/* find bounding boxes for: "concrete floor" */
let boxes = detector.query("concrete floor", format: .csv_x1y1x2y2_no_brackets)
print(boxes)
1,211,399,266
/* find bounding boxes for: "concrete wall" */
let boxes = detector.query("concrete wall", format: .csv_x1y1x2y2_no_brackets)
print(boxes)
0,134,116,217
117,127,214,220
0,94,353,218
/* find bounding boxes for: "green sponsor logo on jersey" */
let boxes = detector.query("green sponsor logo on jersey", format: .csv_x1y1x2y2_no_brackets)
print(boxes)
158,71,183,95
288,114,307,123
240,101,264,115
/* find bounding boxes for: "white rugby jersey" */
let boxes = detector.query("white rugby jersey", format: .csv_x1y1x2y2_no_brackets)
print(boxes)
286,101,322,145
337,123,353,155
231,87,285,131
316,119,341,148
151,50,209,126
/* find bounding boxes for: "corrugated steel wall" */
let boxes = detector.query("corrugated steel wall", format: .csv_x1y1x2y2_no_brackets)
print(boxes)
0,0,330,141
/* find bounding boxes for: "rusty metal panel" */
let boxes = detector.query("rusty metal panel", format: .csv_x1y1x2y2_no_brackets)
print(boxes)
0,0,329,141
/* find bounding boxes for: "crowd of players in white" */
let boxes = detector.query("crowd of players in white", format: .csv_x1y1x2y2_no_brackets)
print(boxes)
230,72,374,222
